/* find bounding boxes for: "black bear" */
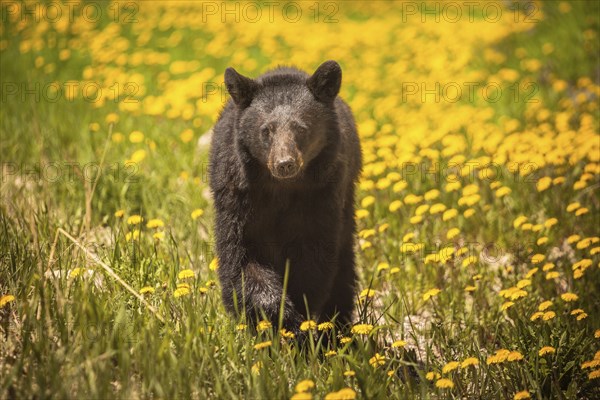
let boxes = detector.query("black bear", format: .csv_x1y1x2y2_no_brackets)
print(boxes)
209,60,362,335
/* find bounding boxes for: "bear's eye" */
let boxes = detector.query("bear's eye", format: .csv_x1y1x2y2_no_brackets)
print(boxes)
291,121,308,134
260,125,272,137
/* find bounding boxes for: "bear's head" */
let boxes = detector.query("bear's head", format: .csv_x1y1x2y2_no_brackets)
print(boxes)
224,60,342,181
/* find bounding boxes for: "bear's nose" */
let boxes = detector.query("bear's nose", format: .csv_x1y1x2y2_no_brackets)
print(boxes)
275,158,298,178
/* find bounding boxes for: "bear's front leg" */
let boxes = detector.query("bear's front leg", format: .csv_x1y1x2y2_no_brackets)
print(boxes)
227,261,305,332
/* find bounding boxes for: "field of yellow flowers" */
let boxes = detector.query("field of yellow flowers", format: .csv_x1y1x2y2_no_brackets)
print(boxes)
1,1,599,399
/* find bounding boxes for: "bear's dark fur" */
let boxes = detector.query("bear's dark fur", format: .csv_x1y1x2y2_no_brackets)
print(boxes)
209,60,362,335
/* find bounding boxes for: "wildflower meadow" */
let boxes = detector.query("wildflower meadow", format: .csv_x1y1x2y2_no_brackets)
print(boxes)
1,1,599,399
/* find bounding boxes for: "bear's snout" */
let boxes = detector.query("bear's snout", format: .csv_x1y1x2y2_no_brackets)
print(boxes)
274,157,299,179
268,134,303,180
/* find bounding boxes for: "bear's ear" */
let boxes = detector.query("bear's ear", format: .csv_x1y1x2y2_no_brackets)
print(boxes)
224,67,259,108
307,60,342,103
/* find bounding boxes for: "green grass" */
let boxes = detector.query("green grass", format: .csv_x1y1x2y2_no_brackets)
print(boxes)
1,1,599,399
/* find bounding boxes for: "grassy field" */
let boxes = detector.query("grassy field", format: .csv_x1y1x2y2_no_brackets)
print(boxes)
1,1,599,399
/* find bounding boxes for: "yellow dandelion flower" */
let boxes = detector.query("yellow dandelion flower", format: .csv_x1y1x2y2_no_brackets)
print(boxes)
105,113,119,124
429,203,446,215
388,200,403,212
526,268,539,278
174,287,191,298
465,285,477,292
402,232,415,242
462,184,479,196
531,254,545,264
521,223,533,231
369,353,386,368
546,271,560,280
542,311,556,321
507,351,524,361
577,238,592,249
114,209,125,218
445,181,461,192
129,130,144,143
530,312,544,321
570,309,584,315
561,292,579,302
463,208,475,218
442,208,458,221
351,324,373,335
359,288,376,299
146,218,164,229
325,350,337,357
435,378,454,389
495,186,511,198
339,337,352,344
191,209,204,220
355,209,370,219
254,340,272,350
251,361,262,375
291,393,312,400
537,237,549,245
501,302,515,311
544,218,558,228
392,340,407,348
514,390,531,400
392,180,407,192
69,267,85,278
577,313,588,321
280,328,295,339
542,263,555,271
361,196,375,208
180,129,194,143
256,320,272,332
595,329,600,338
576,208,589,216
442,361,460,374
415,204,429,216
539,346,555,356
447,228,460,240
0,295,15,308
426,371,440,381
536,177,552,192
152,232,165,241
567,234,581,244
376,262,390,272
513,216,528,228
318,322,334,331
209,258,219,271
538,301,553,311
462,255,478,267
300,320,317,331
178,269,195,280
410,215,423,224
127,215,143,225
139,286,155,294
343,370,355,377
461,357,479,368
424,189,440,201
423,288,441,301
567,202,581,212
125,230,140,241
589,370,600,380
127,150,147,165
295,379,315,393
112,132,124,143
324,388,356,400
404,194,423,205
198,287,208,294
89,122,100,132
236,324,247,331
